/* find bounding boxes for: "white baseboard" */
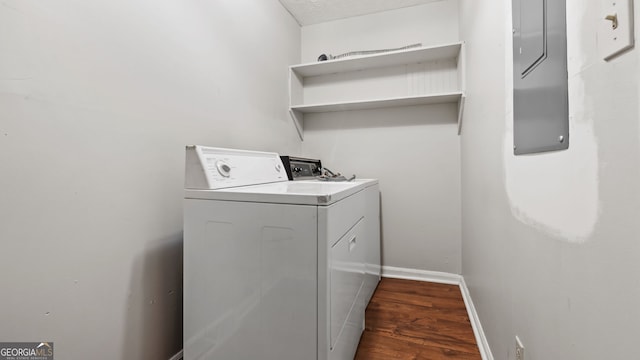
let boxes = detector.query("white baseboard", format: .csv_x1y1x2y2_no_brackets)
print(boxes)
381,265,462,285
459,277,494,360
381,266,493,360
168,349,183,360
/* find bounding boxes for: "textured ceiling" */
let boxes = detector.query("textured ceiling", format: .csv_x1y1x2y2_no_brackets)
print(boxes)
279,0,443,26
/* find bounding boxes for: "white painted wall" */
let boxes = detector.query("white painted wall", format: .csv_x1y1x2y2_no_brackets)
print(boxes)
460,0,640,358
0,1,300,359
300,1,462,273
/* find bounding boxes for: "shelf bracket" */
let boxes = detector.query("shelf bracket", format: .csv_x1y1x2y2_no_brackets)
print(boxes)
289,108,304,141
457,94,466,135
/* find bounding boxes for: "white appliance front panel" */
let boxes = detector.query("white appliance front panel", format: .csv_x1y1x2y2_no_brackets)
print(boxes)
184,199,317,360
317,188,370,360
362,184,382,303
329,217,365,348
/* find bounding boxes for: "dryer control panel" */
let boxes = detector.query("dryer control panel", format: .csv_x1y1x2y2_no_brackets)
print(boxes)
280,156,322,180
185,146,287,190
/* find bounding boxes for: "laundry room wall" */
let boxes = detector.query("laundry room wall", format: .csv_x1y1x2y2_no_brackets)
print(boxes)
300,0,462,274
0,1,300,359
460,0,640,358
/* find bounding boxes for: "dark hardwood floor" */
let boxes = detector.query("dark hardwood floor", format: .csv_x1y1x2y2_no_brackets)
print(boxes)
355,278,482,360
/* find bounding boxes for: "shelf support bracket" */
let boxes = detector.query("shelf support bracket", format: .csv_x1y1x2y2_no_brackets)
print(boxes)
457,95,466,135
289,109,304,141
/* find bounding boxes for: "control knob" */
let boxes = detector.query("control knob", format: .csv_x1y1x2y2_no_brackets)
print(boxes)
216,160,232,177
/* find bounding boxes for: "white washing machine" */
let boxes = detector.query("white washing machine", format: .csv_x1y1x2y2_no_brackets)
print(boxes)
183,146,380,360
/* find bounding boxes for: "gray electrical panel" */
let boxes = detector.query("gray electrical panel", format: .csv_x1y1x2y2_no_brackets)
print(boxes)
512,0,569,155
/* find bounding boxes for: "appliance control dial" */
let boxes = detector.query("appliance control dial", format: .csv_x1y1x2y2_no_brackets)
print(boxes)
216,160,231,177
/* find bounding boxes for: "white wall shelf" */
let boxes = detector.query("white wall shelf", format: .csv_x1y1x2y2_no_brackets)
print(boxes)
289,41,466,140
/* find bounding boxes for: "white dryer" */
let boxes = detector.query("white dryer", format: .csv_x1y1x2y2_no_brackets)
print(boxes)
183,146,380,360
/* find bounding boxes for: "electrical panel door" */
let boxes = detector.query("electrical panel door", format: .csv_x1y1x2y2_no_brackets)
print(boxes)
512,0,569,154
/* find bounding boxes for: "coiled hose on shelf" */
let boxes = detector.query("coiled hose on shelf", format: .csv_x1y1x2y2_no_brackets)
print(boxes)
317,43,422,62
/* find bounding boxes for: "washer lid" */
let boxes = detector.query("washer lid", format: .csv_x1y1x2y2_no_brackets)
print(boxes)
184,179,378,205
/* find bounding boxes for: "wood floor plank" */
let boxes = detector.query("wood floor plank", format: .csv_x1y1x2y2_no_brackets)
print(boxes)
356,331,481,360
366,300,472,326
372,280,468,310
376,278,464,300
355,278,481,360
